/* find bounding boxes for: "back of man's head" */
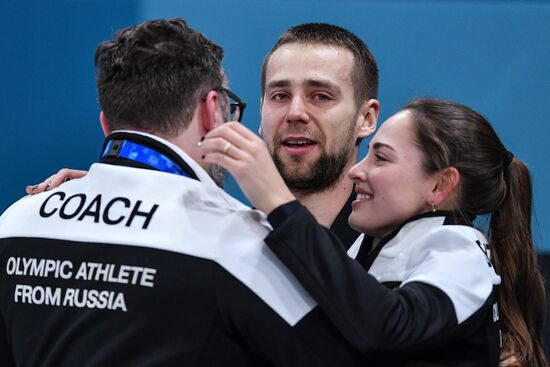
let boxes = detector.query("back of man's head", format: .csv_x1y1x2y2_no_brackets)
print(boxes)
95,18,224,137
261,23,378,107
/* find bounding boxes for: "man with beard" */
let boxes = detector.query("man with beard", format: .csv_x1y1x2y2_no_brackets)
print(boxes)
1,18,364,366
259,23,380,248
29,23,380,251
199,24,521,367
18,20,522,367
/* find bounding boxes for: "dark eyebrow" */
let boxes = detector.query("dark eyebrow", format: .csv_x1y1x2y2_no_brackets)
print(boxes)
304,79,339,91
371,142,396,151
266,79,341,93
266,80,290,90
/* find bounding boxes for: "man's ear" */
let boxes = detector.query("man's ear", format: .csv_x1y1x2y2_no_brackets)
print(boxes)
258,96,265,136
200,90,223,133
99,111,110,136
432,167,460,209
357,98,380,139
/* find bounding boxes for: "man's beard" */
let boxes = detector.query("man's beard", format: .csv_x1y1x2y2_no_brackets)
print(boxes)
207,163,227,188
270,122,356,195
272,149,352,194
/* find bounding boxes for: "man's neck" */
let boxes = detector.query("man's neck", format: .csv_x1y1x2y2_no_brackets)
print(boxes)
292,172,355,228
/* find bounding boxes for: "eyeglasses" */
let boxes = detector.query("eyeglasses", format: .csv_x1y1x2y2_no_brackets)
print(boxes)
215,87,247,122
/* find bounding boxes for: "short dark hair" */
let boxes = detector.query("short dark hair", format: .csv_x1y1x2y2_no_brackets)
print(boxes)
95,18,224,136
261,23,378,106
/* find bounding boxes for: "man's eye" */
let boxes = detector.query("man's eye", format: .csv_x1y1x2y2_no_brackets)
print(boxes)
375,154,387,162
271,93,289,101
313,93,332,102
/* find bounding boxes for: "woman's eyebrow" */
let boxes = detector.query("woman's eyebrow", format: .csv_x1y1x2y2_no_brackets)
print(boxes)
370,142,396,151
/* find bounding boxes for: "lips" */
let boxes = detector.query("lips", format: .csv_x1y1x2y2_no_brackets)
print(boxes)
281,137,317,147
356,192,372,200
352,188,373,209
279,136,318,156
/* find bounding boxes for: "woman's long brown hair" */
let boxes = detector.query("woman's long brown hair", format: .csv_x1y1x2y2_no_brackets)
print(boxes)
405,98,548,367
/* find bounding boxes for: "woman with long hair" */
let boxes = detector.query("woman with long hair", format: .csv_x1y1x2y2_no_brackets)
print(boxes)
200,98,547,366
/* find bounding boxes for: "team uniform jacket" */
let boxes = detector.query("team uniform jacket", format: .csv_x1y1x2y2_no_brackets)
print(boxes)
0,131,363,367
329,192,360,250
266,202,502,366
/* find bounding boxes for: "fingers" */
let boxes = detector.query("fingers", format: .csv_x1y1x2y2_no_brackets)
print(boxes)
26,174,56,195
205,122,259,152
197,122,295,214
227,121,263,140
25,168,88,195
200,137,243,175
203,137,243,160
199,123,256,164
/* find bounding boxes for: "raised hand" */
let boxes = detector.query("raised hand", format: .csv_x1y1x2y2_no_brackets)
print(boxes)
199,122,295,214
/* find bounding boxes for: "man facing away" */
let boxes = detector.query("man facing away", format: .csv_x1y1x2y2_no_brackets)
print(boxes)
20,21,522,367
27,23,380,251
0,18,363,367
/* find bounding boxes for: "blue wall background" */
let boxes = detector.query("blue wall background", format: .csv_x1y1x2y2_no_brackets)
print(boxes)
1,0,549,355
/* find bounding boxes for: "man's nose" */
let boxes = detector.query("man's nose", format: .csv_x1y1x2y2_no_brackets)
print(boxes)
286,96,310,124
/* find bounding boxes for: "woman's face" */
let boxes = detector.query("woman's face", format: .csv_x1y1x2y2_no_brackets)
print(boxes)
348,110,438,238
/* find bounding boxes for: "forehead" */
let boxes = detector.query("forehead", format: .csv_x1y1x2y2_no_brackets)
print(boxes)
265,43,355,89
372,110,417,148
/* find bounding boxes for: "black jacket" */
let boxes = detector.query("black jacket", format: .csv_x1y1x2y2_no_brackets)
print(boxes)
266,202,502,367
0,132,363,367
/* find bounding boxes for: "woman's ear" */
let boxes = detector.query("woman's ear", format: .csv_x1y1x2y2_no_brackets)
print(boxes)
432,167,460,209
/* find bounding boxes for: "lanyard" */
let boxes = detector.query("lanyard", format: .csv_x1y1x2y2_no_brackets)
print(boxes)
101,139,190,178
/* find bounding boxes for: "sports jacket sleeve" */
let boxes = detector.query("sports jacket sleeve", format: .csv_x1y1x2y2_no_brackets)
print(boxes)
265,202,461,353
212,264,364,367
0,312,15,367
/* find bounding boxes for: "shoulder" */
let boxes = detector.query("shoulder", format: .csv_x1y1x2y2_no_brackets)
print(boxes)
402,224,501,323
1,164,315,327
408,224,492,268
0,192,49,238
377,216,493,272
